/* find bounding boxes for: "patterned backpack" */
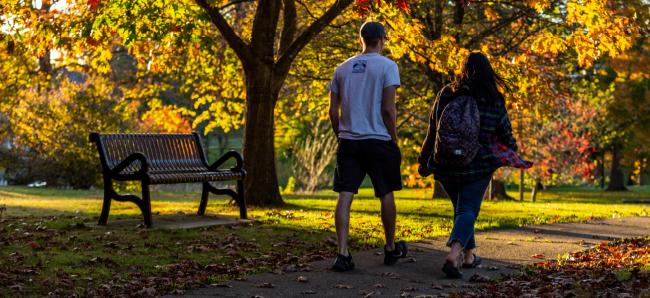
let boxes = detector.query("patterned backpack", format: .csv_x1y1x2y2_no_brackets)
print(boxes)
433,87,481,166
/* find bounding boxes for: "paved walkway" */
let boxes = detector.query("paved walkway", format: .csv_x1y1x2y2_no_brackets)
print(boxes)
174,217,650,297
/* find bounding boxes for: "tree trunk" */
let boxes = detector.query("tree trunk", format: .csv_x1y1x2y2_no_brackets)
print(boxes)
491,179,514,200
242,69,284,206
432,180,448,199
598,152,606,189
606,143,627,191
518,168,525,201
639,158,648,186
531,179,542,202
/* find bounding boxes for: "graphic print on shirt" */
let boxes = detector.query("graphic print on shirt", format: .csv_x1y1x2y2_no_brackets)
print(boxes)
352,60,367,73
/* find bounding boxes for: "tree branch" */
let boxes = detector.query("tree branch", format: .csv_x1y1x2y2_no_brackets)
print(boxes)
279,0,297,55
194,0,252,64
218,0,254,10
275,0,354,83
295,0,318,19
463,9,532,49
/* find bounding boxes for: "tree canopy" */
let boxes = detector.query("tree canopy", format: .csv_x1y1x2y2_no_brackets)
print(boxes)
0,0,647,197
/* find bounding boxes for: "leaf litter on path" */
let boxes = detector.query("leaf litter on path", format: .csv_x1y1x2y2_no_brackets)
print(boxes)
457,237,650,297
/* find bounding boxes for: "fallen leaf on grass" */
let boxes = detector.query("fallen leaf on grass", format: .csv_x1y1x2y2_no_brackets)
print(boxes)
135,287,156,296
29,242,41,250
531,254,545,259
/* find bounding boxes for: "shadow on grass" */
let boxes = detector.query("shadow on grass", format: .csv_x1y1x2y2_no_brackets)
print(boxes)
282,202,456,221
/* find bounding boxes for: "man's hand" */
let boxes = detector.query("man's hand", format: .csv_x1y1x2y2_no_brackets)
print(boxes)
381,85,398,141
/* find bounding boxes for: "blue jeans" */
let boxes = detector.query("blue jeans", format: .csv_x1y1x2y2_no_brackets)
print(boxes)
440,177,491,250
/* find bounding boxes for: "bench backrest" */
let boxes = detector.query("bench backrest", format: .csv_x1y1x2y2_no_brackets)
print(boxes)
89,133,209,174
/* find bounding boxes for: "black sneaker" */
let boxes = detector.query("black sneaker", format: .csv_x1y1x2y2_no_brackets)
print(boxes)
442,260,463,279
384,241,408,265
332,253,355,272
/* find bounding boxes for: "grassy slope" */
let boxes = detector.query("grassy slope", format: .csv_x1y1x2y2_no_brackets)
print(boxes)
0,186,648,296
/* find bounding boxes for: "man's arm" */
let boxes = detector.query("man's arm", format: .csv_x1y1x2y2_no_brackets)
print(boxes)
329,91,341,136
381,85,398,141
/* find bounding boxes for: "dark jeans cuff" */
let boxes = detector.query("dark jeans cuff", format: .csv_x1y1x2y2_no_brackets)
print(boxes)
446,238,466,248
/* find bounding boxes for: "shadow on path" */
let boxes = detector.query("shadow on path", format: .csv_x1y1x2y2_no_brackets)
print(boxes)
173,216,650,298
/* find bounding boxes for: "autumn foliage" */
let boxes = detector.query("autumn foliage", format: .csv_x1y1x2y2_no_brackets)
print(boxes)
0,0,648,192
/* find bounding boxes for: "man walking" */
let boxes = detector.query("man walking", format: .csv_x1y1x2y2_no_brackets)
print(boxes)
328,21,407,271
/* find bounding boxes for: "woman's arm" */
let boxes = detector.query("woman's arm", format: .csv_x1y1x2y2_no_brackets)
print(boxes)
496,105,518,152
418,99,438,166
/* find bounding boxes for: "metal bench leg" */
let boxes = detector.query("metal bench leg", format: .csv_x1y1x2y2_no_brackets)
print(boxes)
141,181,153,228
237,180,247,219
198,182,209,215
98,176,113,225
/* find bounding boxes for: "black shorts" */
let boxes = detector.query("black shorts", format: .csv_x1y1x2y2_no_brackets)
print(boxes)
333,138,403,198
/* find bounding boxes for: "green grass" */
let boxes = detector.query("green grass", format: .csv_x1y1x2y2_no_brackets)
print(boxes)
0,186,649,296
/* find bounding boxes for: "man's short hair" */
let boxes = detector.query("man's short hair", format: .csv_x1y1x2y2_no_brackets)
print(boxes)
360,21,386,48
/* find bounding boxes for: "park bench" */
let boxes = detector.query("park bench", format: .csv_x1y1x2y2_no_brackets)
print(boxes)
89,132,246,227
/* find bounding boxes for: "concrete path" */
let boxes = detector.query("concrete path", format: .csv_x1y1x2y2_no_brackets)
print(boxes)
174,217,650,297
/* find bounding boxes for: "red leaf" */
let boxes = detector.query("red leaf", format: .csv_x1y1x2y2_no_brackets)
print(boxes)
88,0,101,11
29,242,40,250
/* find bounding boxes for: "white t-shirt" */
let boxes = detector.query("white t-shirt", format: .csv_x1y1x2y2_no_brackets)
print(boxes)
328,53,400,141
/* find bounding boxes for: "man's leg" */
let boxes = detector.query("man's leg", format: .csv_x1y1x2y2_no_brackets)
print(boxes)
380,191,396,251
331,139,363,271
335,191,355,256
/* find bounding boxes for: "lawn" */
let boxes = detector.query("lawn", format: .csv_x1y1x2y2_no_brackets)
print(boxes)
0,185,649,296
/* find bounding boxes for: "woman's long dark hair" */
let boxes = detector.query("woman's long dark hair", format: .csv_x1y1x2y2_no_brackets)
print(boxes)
451,52,508,105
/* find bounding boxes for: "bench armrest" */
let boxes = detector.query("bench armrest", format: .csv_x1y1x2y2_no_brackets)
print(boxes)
112,152,149,175
209,151,243,172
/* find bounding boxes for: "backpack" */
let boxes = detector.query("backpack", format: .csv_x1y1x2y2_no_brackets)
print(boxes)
433,87,481,167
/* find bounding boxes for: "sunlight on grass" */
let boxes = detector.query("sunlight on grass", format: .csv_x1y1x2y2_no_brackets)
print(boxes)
1,186,649,246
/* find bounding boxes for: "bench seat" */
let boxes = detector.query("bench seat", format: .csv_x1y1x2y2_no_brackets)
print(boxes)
89,132,246,227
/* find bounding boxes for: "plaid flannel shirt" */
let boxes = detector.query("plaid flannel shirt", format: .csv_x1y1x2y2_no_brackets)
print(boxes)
419,85,530,182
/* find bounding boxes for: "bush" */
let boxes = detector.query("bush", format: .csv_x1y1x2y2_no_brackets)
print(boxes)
2,76,134,188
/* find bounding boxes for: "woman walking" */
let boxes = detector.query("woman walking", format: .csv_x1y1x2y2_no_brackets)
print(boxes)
418,52,531,279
